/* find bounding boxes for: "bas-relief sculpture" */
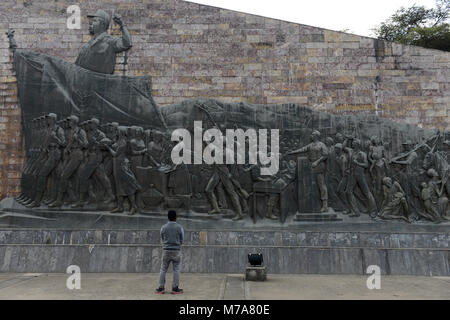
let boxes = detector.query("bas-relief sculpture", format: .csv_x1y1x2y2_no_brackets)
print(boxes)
5,10,450,225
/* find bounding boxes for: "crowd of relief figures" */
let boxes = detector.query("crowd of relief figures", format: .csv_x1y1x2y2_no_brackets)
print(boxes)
16,112,449,224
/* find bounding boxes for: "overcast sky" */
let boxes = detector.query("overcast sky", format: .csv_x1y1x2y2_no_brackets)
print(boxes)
187,0,438,37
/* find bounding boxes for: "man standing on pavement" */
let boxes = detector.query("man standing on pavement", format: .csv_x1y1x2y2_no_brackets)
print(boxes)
156,210,184,295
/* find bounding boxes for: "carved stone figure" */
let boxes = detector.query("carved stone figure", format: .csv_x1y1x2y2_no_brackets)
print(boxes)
346,139,377,217
22,116,48,206
129,126,147,174
107,126,142,214
143,130,163,168
49,115,88,208
423,149,449,196
26,113,66,208
420,182,440,222
288,130,329,213
205,163,243,221
326,137,342,211
72,118,115,208
128,126,148,208
378,177,409,222
421,169,449,222
390,140,422,219
368,135,388,205
229,164,251,214
75,10,132,74
18,117,45,206
334,143,355,215
103,122,119,179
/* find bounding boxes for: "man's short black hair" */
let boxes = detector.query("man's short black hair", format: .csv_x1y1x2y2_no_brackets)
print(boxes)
168,210,177,221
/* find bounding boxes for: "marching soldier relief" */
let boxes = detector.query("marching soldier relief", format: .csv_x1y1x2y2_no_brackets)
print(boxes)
2,8,449,225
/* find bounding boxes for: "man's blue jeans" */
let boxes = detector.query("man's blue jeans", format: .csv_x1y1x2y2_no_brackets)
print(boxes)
158,249,181,289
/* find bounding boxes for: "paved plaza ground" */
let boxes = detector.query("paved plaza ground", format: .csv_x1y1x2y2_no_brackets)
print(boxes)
0,273,448,300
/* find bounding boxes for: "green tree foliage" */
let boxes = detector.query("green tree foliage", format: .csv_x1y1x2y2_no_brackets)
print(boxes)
374,0,450,51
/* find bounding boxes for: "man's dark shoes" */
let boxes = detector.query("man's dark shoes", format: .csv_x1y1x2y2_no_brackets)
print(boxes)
171,287,183,294
155,287,165,294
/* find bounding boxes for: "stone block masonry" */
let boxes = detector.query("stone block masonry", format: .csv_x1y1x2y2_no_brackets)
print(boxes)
0,229,448,275
0,0,449,199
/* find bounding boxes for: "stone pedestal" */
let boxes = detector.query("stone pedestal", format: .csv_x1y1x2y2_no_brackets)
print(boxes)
245,266,267,281
0,225,448,275
252,181,293,223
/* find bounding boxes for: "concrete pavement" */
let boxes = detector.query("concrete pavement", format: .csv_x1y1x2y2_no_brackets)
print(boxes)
0,273,448,300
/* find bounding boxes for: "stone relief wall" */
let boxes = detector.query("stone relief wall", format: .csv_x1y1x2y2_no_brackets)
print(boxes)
5,11,449,225
0,0,449,200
